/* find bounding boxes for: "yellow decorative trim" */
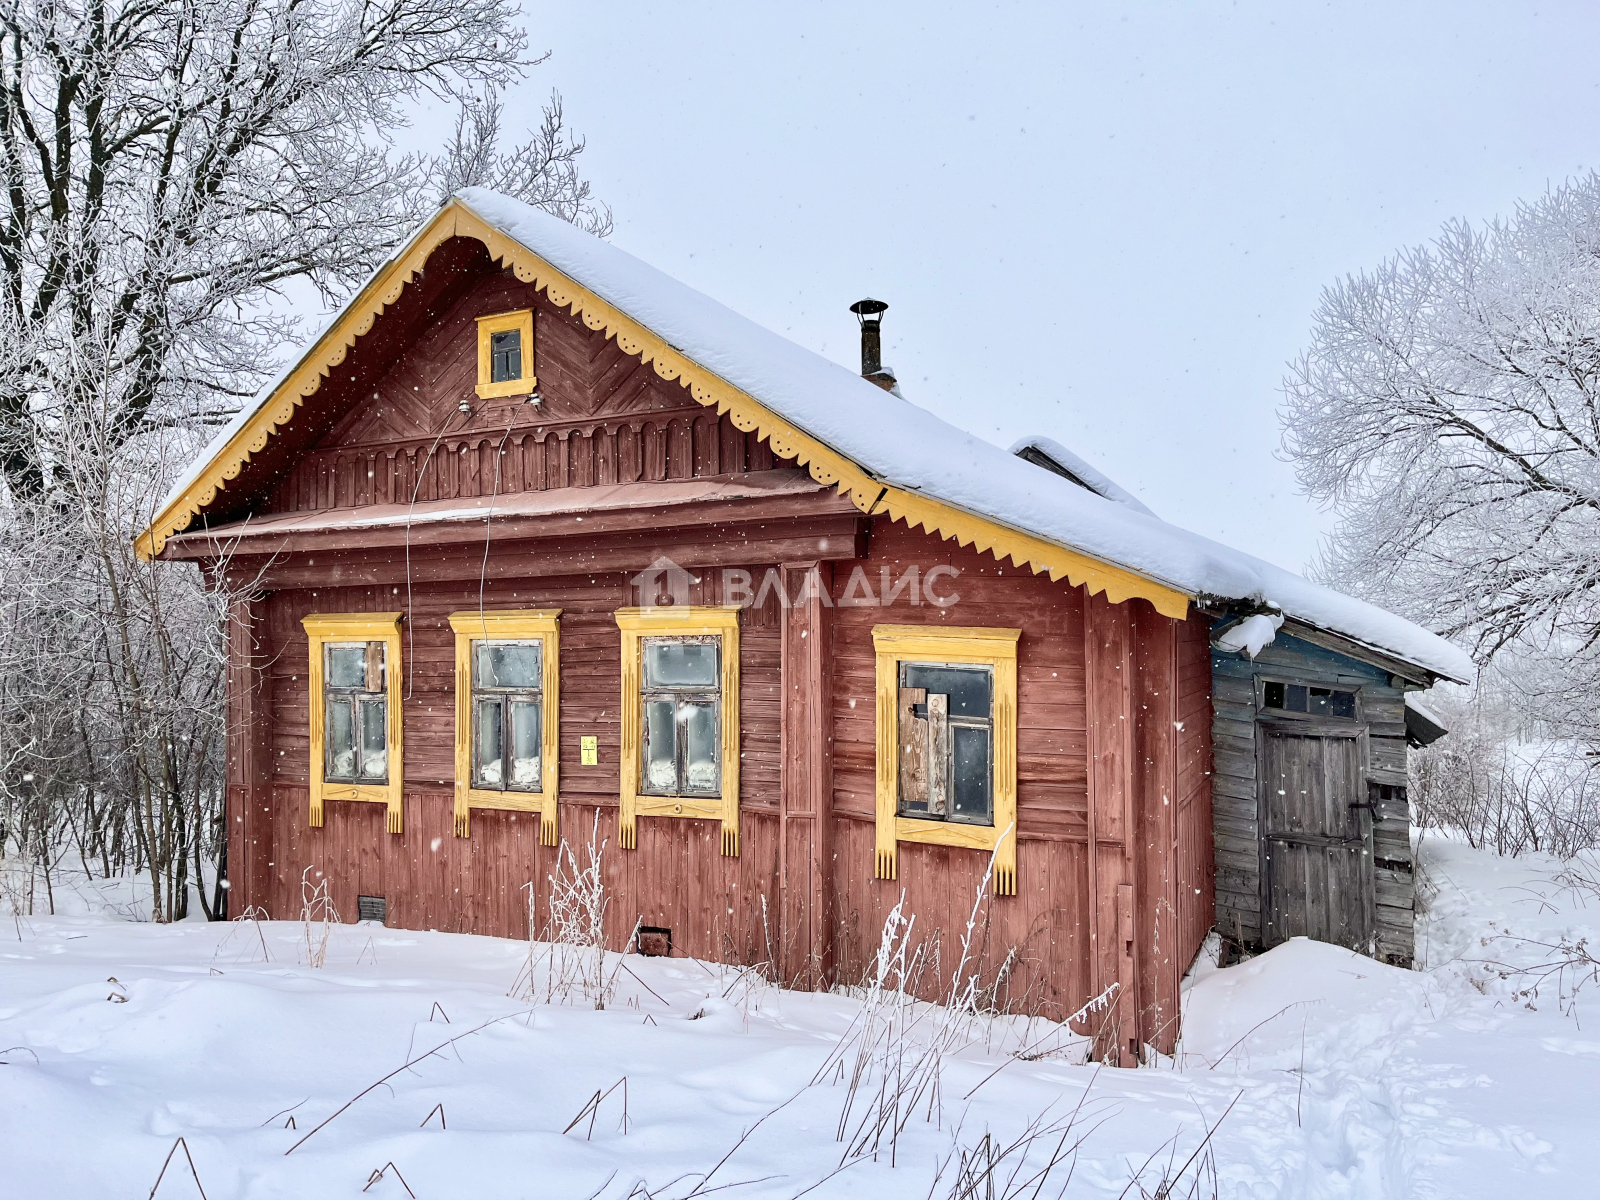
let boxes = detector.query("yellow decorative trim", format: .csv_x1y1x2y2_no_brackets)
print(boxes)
473,308,536,399
447,609,561,842
615,606,741,856
302,612,405,833
133,200,1191,622
872,624,1019,895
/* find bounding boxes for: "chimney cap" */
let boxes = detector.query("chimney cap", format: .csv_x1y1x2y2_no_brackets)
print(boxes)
849,297,888,319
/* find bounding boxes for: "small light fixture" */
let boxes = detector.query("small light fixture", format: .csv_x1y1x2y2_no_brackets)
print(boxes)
456,399,474,415
524,389,542,405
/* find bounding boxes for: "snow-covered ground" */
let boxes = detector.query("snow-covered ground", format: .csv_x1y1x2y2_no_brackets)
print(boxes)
1,837,1596,1199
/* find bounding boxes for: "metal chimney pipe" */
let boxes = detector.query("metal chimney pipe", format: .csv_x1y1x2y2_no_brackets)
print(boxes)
849,298,889,379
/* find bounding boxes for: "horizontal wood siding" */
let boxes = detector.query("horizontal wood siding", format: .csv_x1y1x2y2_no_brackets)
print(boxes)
826,521,1201,1041
257,560,785,964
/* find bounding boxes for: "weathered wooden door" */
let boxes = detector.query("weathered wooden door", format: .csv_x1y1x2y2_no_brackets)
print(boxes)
1260,726,1374,952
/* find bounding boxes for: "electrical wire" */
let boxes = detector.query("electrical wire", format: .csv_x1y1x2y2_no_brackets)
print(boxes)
402,402,470,701
475,409,523,630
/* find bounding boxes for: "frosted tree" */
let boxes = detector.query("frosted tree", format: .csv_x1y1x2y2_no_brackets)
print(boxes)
1283,172,1600,740
0,0,610,920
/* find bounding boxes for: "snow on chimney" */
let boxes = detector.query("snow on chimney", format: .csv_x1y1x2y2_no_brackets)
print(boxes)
849,298,896,392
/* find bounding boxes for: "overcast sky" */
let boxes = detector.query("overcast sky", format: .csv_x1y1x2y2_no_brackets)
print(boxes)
438,2,1598,573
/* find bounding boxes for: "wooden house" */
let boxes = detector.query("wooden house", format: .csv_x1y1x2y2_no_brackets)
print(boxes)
138,191,1470,1060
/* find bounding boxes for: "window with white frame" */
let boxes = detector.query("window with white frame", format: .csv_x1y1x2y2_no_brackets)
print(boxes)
323,640,389,784
639,635,722,797
470,640,544,792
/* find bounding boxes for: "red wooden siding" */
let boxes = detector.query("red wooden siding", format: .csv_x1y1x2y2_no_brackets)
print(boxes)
208,233,1217,1052
263,268,775,518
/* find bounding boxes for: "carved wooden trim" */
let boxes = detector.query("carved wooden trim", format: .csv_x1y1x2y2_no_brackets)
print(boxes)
137,200,1190,622
301,612,405,833
871,623,1020,894
447,609,561,842
615,605,741,856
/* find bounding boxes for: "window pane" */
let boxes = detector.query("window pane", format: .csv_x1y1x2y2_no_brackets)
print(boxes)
1285,684,1308,713
644,640,719,688
900,664,992,718
360,699,388,780
325,698,355,780
1264,680,1285,709
643,700,677,792
474,697,503,788
1330,690,1356,720
509,700,541,789
326,645,367,689
475,640,541,689
490,329,522,382
683,702,718,794
951,725,993,824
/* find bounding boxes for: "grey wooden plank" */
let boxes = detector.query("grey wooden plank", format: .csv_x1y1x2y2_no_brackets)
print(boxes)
1215,732,1254,760
1214,701,1254,727
1212,674,1254,703
1214,772,1257,801
1369,736,1407,774
1215,746,1257,781
1214,831,1260,859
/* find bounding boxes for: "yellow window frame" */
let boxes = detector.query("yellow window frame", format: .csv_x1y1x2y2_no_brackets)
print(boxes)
448,609,561,843
616,606,741,856
474,308,536,399
872,624,1020,894
303,612,405,834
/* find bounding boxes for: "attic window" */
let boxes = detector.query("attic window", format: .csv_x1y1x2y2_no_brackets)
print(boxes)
490,329,522,382
474,309,536,399
1263,681,1357,720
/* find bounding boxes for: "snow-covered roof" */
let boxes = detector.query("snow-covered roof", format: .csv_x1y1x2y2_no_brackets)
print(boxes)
149,188,1475,684
1008,435,1157,518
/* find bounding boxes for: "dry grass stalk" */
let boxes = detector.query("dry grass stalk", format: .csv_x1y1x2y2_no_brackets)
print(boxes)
813,834,1033,1167
299,867,337,968
510,812,637,1010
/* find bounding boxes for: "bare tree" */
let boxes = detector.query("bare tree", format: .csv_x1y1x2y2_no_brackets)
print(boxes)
0,0,610,920
1282,171,1600,744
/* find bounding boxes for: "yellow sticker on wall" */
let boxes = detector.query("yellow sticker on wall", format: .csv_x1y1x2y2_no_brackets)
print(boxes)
580,736,598,766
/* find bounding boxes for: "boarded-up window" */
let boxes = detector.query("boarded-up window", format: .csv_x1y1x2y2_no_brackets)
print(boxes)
324,641,387,784
639,635,721,797
896,662,994,825
470,639,544,792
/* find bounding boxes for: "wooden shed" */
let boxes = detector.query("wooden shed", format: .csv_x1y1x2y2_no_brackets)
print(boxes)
139,191,1470,1060
1207,617,1455,966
